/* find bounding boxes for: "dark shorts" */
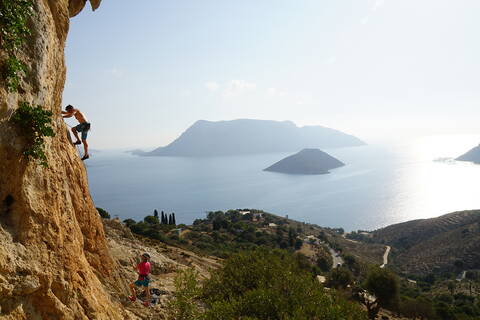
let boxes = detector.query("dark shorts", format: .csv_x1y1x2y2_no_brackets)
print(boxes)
75,122,91,140
134,277,150,287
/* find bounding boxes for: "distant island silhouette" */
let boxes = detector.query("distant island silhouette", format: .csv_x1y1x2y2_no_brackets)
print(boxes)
142,119,365,157
456,144,480,164
264,148,345,175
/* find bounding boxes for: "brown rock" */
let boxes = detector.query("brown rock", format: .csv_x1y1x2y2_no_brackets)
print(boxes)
0,1,132,319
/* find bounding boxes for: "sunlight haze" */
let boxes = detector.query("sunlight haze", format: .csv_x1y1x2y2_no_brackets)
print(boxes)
63,0,480,149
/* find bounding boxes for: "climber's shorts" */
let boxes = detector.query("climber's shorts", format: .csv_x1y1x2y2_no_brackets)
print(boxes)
134,277,150,287
75,122,91,140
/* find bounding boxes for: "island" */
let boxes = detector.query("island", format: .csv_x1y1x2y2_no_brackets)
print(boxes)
456,144,480,164
143,119,365,157
263,148,345,175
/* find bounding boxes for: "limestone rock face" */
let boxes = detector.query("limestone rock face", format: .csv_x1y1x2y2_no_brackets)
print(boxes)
0,1,131,319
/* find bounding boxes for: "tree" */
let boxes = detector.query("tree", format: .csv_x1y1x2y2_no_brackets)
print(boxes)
154,209,158,218
172,212,176,225
96,207,110,219
123,218,136,227
358,267,399,319
327,267,353,289
144,215,158,224
168,213,173,225
161,211,165,224
365,267,399,308
162,212,168,224
316,247,333,272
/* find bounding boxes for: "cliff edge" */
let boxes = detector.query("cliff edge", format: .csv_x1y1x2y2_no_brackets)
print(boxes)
0,1,132,319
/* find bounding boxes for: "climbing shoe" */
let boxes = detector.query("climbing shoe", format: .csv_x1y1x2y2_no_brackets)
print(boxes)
128,296,136,302
81,155,90,161
73,141,81,145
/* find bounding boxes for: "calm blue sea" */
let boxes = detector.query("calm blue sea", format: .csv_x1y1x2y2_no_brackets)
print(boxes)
85,135,480,231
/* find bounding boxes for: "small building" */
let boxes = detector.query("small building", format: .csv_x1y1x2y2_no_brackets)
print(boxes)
239,210,251,215
316,275,326,284
268,223,277,228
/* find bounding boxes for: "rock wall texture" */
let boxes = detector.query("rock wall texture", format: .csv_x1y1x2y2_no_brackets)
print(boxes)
0,1,131,319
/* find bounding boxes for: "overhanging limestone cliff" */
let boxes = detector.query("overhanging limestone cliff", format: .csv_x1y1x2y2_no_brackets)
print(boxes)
0,1,130,319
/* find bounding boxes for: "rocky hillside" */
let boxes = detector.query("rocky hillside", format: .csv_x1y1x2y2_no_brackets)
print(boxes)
456,145,480,164
147,119,365,157
264,148,345,174
102,219,221,319
371,210,480,275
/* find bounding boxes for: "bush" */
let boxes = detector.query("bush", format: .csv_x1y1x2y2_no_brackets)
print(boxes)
202,249,367,320
0,0,34,92
167,268,202,320
123,218,136,227
11,102,55,167
144,215,159,224
96,207,110,219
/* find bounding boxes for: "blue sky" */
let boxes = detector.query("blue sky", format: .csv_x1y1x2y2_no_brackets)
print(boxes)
63,0,480,149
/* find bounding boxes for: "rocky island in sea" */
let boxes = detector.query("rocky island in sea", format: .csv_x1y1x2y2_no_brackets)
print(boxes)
456,144,480,164
264,148,345,175
143,119,365,157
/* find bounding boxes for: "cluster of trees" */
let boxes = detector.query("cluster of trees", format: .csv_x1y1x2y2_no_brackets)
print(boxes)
153,209,176,225
168,249,367,320
186,210,303,258
397,274,480,320
122,209,179,243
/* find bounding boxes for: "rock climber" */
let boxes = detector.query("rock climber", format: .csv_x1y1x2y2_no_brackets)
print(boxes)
128,252,152,307
61,105,91,160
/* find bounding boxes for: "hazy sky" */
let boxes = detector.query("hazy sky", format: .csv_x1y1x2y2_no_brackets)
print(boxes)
63,0,480,149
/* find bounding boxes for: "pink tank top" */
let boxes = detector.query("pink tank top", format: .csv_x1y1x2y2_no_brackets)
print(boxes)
138,261,151,276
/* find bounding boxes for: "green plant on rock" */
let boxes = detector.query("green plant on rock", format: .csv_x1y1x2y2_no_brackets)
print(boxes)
11,102,55,167
4,55,26,91
0,0,34,92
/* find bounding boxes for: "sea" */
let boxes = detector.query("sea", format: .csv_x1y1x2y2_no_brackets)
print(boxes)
85,134,480,231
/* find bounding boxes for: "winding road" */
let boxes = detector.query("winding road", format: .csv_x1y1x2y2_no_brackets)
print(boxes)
380,246,391,268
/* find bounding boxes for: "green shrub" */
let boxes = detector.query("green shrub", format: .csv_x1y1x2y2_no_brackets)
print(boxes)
96,207,110,219
202,249,367,320
0,0,34,92
3,55,26,92
167,268,203,320
123,218,136,227
11,102,55,167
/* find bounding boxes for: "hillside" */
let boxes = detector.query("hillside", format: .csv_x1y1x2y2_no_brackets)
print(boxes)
146,119,365,157
264,148,345,174
371,210,480,275
456,145,480,163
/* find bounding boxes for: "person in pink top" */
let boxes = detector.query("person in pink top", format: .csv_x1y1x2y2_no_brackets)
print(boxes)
128,252,152,306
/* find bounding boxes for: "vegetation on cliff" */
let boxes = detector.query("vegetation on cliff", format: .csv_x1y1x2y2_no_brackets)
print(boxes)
10,102,55,166
0,0,33,92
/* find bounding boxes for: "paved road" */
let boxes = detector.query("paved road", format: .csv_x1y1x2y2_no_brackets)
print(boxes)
329,247,344,268
380,246,391,268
